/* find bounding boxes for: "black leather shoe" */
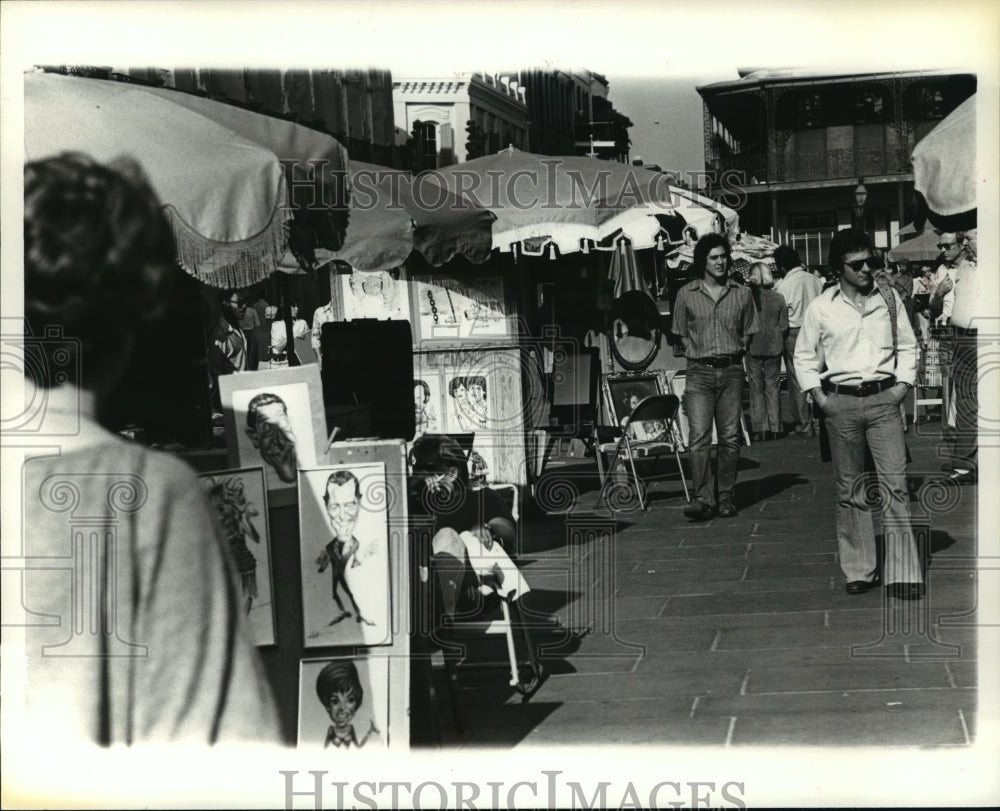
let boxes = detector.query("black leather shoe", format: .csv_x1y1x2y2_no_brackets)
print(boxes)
887,582,925,600
845,580,875,595
717,500,737,518
683,500,715,521
946,469,977,486
751,431,765,442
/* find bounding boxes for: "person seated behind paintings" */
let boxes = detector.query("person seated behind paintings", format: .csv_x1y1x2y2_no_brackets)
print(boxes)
408,435,530,618
21,152,279,745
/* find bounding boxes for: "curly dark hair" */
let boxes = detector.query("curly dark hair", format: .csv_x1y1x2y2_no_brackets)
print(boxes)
24,152,176,388
691,233,732,275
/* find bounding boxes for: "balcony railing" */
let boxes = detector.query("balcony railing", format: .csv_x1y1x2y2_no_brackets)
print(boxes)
717,146,912,185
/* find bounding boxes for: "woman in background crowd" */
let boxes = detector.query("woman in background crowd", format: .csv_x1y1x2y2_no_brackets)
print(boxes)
269,301,309,368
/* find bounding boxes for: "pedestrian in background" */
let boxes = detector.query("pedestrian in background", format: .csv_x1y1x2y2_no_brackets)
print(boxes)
773,245,824,437
671,233,759,520
934,231,981,484
794,228,923,601
745,262,788,441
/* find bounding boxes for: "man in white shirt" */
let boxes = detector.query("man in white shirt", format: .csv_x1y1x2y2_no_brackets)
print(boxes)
774,245,824,437
795,228,923,601
934,231,981,484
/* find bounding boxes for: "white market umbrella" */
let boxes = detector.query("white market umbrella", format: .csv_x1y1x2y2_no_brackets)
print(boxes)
912,94,976,231
421,147,738,258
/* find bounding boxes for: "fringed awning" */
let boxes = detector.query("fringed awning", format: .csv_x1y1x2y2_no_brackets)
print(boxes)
324,161,494,273
166,196,291,289
25,71,351,290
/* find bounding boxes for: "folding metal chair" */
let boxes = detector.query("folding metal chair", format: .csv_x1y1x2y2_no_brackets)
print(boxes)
594,393,690,510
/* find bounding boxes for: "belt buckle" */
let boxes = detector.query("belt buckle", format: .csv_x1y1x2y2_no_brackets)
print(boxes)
858,381,877,396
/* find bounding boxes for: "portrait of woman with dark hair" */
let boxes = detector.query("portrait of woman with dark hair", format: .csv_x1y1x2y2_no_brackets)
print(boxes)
298,656,388,749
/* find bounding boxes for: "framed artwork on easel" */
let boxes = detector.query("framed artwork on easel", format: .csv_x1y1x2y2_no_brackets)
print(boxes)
601,370,675,443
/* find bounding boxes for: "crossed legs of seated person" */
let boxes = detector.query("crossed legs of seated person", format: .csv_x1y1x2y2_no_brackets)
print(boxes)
431,525,531,619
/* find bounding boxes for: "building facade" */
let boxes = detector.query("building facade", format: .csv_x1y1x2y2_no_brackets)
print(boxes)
392,73,528,167
697,68,976,265
117,66,400,165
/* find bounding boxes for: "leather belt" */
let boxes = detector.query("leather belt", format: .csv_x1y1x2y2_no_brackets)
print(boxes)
821,377,896,397
690,353,744,368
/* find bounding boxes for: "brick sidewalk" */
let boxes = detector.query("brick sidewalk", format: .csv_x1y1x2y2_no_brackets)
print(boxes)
432,411,978,748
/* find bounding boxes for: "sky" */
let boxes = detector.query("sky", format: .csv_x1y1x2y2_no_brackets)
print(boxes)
607,74,733,177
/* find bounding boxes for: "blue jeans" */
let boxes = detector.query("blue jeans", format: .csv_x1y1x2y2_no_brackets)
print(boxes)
783,328,811,433
683,364,745,506
823,387,923,585
746,354,782,433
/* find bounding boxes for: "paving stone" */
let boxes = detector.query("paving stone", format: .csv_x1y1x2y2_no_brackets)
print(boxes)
660,590,846,617
696,686,975,716
746,662,952,693
569,622,714,655
605,595,670,620
716,623,934,652
518,710,733,746
627,546,752,561
652,609,828,630
741,561,839,579
745,540,838,557
546,665,749,699
639,645,863,669
616,561,748,580
729,707,966,746
530,671,739,703
638,576,835,598
946,660,977,689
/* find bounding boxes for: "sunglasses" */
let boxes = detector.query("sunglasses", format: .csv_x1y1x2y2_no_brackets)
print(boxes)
843,254,885,272
937,242,958,249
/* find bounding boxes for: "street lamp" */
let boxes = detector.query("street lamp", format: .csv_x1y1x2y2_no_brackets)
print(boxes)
853,177,868,231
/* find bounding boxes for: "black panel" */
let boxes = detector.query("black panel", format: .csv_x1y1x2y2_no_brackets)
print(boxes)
319,319,416,440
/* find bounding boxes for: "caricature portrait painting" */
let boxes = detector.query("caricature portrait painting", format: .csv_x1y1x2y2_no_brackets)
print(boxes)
220,366,325,503
297,656,389,749
298,463,392,648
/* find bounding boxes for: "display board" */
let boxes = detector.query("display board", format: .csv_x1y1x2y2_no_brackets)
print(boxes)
413,347,528,486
